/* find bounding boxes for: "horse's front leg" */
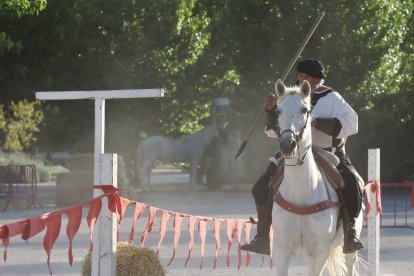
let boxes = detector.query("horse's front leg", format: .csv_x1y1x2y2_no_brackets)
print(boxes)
273,239,293,276
189,162,198,188
139,161,152,189
345,252,358,276
304,238,336,276
305,251,330,276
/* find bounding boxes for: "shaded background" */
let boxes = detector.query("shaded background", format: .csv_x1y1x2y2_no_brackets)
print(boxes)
0,0,413,183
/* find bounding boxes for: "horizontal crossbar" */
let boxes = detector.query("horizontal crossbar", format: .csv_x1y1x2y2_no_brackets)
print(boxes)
36,88,165,100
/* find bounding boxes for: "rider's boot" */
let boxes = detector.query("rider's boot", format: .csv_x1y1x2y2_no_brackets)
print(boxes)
240,205,272,255
338,189,364,253
343,220,364,254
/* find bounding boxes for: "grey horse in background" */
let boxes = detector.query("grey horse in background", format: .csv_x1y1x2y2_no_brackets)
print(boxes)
136,123,222,189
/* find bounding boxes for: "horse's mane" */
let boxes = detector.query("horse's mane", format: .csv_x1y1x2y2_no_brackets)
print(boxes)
179,125,216,144
182,125,212,137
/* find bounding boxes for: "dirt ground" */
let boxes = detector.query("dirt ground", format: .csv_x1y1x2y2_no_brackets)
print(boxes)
1,174,414,275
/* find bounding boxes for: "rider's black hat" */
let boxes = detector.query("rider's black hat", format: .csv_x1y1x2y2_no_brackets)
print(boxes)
296,59,326,79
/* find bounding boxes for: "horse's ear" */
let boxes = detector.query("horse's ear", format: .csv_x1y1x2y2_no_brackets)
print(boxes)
275,79,285,97
300,80,311,97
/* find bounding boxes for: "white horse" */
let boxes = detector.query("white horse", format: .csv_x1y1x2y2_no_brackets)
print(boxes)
272,79,363,275
136,124,220,188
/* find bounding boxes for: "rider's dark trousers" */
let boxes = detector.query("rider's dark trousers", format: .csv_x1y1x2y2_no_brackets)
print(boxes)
335,150,363,219
252,162,277,206
251,149,363,219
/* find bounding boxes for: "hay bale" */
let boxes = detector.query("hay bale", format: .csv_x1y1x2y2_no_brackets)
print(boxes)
129,246,165,276
82,242,165,276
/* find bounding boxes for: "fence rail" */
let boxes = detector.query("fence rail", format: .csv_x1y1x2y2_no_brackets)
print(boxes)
0,164,42,211
379,181,414,230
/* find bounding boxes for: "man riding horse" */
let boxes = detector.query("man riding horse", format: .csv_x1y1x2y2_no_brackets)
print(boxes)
241,58,364,255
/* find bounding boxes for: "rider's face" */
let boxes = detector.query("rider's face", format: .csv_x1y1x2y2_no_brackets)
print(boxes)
297,73,320,90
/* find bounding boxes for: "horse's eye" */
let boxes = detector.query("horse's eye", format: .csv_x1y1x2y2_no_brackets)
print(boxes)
301,107,308,114
275,108,281,115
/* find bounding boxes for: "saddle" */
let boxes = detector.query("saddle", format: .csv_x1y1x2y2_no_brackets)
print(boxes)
268,146,344,192
313,146,344,190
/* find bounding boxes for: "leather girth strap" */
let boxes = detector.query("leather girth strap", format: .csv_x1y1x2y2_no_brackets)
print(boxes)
274,192,341,215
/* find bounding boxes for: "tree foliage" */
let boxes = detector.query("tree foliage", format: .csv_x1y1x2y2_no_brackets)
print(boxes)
0,0,413,179
0,0,46,153
0,100,44,152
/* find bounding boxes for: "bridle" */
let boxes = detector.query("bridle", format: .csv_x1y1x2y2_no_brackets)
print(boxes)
277,111,311,167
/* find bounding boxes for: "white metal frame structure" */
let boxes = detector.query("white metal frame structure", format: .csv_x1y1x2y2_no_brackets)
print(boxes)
36,88,165,276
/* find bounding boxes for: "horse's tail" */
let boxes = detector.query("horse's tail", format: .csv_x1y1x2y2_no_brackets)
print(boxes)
326,245,347,276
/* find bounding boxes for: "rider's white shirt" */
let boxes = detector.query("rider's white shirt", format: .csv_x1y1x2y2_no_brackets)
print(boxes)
265,90,358,148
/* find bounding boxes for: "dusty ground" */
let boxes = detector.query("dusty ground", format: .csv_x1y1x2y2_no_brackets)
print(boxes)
1,171,414,275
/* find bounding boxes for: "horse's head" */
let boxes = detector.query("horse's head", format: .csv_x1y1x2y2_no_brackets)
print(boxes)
275,79,311,160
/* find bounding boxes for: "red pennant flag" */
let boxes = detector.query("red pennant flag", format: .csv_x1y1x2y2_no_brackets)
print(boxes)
0,225,9,241
244,223,251,267
226,219,236,267
213,218,221,269
167,214,184,266
107,193,121,221
43,214,62,275
198,219,207,269
1,220,28,239
364,184,372,215
119,197,130,223
364,181,382,215
129,203,146,242
141,207,157,246
21,216,45,241
65,206,82,265
371,181,382,215
1,219,29,261
0,224,10,262
236,220,244,270
157,210,171,256
86,198,102,251
185,215,197,267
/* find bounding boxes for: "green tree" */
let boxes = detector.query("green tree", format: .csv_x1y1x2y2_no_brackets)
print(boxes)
0,100,44,152
0,0,46,152
0,0,413,180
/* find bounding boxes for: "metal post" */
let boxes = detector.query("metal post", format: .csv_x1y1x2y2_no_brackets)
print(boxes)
91,98,117,276
368,148,380,276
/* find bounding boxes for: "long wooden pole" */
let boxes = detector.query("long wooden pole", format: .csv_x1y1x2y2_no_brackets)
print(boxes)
235,11,325,160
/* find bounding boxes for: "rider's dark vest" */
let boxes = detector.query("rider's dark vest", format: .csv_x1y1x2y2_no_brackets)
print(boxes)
311,87,334,108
